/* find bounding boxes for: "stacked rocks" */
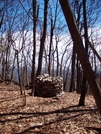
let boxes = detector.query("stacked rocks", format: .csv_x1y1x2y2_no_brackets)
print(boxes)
34,74,64,97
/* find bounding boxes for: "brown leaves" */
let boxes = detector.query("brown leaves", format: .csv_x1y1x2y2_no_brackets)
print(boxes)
0,82,101,134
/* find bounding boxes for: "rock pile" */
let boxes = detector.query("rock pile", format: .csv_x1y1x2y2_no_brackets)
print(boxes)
34,74,64,97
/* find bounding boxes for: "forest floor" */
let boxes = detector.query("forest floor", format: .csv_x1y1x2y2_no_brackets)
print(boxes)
0,82,101,134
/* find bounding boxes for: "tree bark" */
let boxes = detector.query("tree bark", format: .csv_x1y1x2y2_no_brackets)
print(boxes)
16,51,23,95
31,0,37,96
69,46,75,92
76,59,82,93
59,0,101,115
11,51,16,81
78,0,88,106
36,0,49,76
48,19,53,76
56,42,59,76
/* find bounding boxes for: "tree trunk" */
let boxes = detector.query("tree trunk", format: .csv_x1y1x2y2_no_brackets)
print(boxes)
11,51,16,81
56,42,59,76
16,51,23,95
36,0,49,76
76,59,82,93
69,46,75,92
48,19,54,76
1,55,5,80
78,74,87,106
52,51,55,77
59,0,101,115
31,0,37,96
78,0,88,106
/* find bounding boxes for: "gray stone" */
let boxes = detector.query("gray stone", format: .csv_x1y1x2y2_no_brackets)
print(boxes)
35,74,64,97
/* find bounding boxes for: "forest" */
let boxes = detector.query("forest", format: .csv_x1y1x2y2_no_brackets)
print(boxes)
0,0,101,133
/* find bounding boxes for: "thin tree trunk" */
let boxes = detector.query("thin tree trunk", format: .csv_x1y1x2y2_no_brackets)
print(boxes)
36,0,49,76
48,0,58,76
16,51,22,95
69,46,75,92
31,0,37,96
56,43,59,76
78,0,88,106
11,51,16,81
48,19,53,76
1,55,5,80
52,51,55,77
78,74,87,106
5,45,10,80
76,59,81,93
59,0,101,115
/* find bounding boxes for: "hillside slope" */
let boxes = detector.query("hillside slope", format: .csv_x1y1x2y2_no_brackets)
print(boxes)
0,82,101,134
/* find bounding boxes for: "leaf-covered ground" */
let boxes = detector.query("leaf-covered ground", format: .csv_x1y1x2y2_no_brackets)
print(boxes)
0,82,101,134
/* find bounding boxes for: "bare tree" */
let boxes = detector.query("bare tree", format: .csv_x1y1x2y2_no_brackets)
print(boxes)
31,0,37,96
36,0,49,76
48,0,58,75
59,0,101,115
69,45,75,92
78,0,89,106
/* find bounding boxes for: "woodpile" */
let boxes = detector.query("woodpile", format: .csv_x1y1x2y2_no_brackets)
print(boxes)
34,74,64,97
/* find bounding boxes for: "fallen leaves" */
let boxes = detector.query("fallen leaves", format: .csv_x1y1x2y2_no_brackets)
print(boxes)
0,82,101,134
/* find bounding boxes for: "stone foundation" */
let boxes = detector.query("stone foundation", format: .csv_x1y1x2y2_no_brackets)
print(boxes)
34,74,64,97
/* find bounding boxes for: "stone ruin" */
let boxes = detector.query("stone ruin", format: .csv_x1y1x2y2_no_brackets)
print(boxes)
34,74,64,97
